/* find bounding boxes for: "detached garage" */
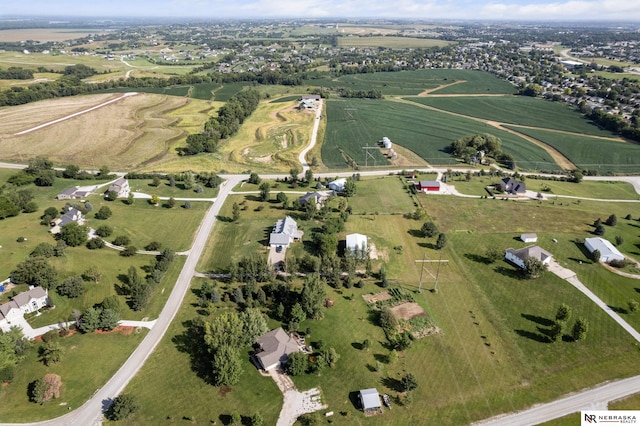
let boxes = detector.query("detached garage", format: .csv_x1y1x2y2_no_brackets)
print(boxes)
418,181,441,192
584,237,625,263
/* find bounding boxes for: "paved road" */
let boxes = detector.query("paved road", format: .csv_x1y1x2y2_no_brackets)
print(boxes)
298,100,323,174
0,175,242,426
475,375,640,425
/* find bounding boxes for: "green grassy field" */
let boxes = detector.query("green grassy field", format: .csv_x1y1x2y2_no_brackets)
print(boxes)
337,36,454,49
189,82,222,100
347,175,419,214
504,126,640,173
322,99,559,170
213,82,253,101
410,96,615,136
95,85,191,96
305,69,516,96
121,280,283,425
448,175,640,200
0,330,147,422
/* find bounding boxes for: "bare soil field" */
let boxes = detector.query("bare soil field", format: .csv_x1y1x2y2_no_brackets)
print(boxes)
0,28,105,42
0,93,190,169
0,93,119,135
390,302,427,320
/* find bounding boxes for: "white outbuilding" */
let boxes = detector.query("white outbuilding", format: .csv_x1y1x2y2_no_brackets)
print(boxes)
328,178,347,192
584,237,625,263
520,233,538,243
346,233,368,254
381,136,392,149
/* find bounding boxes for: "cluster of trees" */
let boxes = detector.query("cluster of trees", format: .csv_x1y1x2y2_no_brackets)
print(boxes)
285,344,339,376
0,327,28,384
421,221,447,250
336,87,383,99
0,186,37,219
593,214,617,236
547,304,589,343
79,304,120,333
589,109,640,143
449,133,515,168
182,89,260,155
0,67,34,79
124,248,175,311
199,309,268,386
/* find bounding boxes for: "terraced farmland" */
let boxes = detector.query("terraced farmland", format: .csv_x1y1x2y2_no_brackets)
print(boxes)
410,96,616,136
322,99,559,170
504,126,640,173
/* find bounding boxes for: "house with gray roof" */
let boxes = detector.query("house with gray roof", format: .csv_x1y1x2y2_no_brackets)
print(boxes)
499,177,526,195
0,286,49,330
269,216,302,249
505,245,553,269
105,177,130,198
359,388,382,413
255,327,301,371
50,207,85,234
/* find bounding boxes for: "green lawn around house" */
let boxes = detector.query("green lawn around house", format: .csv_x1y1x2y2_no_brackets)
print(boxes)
0,330,147,422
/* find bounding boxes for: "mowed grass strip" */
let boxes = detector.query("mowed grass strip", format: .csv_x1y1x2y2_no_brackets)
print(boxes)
322,99,558,170
504,126,640,173
411,96,614,136
0,330,147,422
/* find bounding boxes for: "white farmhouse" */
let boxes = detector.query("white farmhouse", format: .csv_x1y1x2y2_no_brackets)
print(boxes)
505,245,553,269
328,178,347,192
0,286,49,330
106,177,130,198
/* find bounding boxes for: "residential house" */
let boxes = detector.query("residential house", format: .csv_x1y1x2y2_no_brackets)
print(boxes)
499,177,526,195
269,216,302,249
298,192,324,208
346,233,368,254
584,237,625,263
255,327,301,371
56,187,93,200
106,177,130,198
359,388,382,414
50,207,85,234
417,181,441,192
0,286,49,329
328,178,347,192
505,245,553,269
520,233,538,243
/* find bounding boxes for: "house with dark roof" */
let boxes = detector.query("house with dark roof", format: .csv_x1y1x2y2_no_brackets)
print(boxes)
499,177,526,195
505,245,553,269
269,216,302,249
254,327,301,371
50,207,85,234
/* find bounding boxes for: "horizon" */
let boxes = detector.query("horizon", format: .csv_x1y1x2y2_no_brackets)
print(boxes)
1,0,640,23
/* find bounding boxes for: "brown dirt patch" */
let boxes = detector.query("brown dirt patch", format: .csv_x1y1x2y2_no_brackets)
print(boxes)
362,291,392,304
390,302,426,321
219,385,232,397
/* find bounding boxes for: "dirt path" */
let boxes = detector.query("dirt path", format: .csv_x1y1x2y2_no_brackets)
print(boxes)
269,368,328,426
417,80,467,96
13,92,138,136
484,120,576,170
394,97,577,170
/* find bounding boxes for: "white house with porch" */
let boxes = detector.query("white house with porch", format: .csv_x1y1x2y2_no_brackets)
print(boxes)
0,286,49,329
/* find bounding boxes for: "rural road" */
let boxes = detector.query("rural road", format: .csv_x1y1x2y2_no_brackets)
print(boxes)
0,175,243,426
475,375,640,425
298,99,323,174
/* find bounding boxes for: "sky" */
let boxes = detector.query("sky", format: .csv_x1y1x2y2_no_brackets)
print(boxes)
2,0,640,22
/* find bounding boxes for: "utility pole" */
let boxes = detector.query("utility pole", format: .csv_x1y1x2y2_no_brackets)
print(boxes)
362,143,378,168
415,253,448,294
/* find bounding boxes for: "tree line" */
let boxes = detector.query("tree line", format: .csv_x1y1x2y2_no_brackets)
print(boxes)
182,89,261,155
0,67,34,80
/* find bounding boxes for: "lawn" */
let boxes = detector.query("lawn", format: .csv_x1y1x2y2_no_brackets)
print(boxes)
122,281,283,425
411,96,615,136
503,126,640,174
89,198,209,252
337,36,454,49
347,175,418,215
0,329,147,422
322,98,559,170
448,174,640,200
305,69,516,96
